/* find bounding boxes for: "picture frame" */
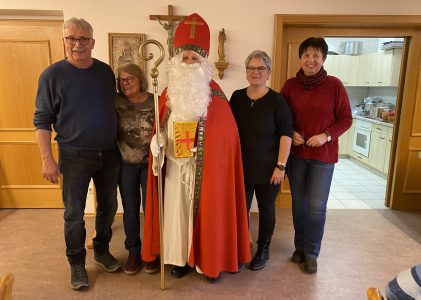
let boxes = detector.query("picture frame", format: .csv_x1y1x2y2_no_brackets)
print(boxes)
108,33,146,76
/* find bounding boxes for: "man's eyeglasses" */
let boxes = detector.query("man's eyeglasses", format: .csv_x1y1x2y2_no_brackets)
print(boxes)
64,37,91,46
118,76,135,84
246,66,268,73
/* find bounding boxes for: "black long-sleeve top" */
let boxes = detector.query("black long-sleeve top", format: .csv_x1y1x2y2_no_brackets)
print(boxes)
230,88,293,183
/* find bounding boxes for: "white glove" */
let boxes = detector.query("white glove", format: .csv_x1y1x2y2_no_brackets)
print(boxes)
150,133,165,157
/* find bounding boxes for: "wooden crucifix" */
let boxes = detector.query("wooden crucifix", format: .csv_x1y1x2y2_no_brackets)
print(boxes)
150,5,185,58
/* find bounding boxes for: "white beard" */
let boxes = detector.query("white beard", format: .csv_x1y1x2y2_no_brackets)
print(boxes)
167,54,212,121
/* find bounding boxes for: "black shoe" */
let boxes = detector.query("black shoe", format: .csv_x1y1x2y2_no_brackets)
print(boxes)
304,257,318,274
145,257,160,274
70,264,89,290
205,274,220,283
291,249,305,263
230,262,244,274
94,251,122,272
171,264,191,278
249,242,270,270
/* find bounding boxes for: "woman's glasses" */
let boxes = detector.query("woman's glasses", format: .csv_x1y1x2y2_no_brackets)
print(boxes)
118,76,135,84
246,66,268,73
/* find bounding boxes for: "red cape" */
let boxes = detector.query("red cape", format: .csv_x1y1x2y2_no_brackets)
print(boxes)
142,80,251,277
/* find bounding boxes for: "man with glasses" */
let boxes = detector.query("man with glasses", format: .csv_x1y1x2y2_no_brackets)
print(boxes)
33,17,121,290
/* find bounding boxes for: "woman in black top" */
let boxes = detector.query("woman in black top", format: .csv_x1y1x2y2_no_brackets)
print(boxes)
230,50,293,270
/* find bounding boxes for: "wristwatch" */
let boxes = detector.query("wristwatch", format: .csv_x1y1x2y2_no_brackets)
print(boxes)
324,131,332,142
276,162,286,171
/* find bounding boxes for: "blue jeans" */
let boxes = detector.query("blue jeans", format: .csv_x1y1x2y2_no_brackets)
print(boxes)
119,162,148,254
245,183,280,244
287,156,334,259
59,147,120,265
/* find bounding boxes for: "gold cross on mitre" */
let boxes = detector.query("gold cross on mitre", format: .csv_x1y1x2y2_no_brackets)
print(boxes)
149,5,185,58
184,17,204,39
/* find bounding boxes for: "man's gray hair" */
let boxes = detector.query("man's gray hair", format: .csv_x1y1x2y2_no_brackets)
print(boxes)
63,17,93,37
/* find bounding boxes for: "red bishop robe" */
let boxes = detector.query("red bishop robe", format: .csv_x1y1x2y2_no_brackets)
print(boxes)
142,80,251,278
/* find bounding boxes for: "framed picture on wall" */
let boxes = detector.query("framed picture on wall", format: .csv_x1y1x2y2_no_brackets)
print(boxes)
108,33,146,76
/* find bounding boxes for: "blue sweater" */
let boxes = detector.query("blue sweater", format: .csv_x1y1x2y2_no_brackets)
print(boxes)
33,59,117,150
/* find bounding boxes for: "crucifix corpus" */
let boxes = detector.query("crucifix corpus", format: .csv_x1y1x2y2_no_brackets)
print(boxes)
150,5,185,58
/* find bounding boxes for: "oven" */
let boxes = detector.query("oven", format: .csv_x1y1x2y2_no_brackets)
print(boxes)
353,119,372,157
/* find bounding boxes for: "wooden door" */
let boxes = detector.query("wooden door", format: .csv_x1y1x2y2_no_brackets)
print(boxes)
273,15,421,209
0,20,64,208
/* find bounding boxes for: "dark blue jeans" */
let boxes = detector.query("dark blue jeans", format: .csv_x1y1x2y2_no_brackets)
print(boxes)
59,147,120,265
245,183,280,244
287,156,334,259
119,162,148,254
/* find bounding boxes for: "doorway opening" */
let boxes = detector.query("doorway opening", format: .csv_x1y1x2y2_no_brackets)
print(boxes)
324,37,404,209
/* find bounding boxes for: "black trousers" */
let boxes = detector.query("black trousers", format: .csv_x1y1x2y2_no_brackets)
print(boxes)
245,183,280,244
59,147,120,265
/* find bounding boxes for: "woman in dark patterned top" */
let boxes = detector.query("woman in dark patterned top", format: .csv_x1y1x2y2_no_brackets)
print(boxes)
115,63,154,275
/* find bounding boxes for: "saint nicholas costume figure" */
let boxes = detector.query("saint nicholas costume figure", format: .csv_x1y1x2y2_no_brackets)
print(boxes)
142,13,251,281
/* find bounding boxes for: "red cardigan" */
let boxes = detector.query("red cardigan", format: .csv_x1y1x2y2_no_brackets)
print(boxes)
281,75,352,163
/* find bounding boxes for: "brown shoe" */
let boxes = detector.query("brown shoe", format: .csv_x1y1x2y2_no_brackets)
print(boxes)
124,253,141,275
145,257,160,274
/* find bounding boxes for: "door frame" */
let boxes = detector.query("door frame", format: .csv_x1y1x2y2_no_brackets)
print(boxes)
272,15,421,209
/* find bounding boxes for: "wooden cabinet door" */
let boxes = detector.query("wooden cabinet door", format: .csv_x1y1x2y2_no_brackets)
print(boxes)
369,130,387,171
383,129,393,174
375,51,393,86
324,55,339,78
338,129,350,155
338,55,359,86
0,20,64,208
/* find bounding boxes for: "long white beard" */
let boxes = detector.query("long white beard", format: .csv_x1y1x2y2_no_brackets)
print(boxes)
167,55,212,121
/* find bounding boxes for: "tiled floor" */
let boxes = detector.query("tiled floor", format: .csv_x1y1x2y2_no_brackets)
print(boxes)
328,158,387,209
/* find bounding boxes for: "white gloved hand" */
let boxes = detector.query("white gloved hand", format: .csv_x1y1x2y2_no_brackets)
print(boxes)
150,133,165,157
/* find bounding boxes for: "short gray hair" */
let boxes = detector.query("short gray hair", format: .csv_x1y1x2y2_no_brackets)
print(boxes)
245,50,272,70
63,17,93,37
117,63,148,93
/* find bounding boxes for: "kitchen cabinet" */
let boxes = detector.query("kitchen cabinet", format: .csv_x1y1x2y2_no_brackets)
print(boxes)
357,49,402,87
347,120,355,157
383,128,393,174
324,55,339,78
348,118,394,175
338,128,350,155
324,55,358,86
357,52,377,86
368,124,388,171
337,55,359,86
389,48,402,86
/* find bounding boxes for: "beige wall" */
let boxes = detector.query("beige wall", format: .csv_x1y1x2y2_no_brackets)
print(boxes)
2,0,421,98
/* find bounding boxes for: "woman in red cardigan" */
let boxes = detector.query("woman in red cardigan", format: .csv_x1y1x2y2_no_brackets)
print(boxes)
281,37,352,274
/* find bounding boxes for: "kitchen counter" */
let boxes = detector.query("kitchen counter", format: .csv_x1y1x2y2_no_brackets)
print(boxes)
354,115,394,128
